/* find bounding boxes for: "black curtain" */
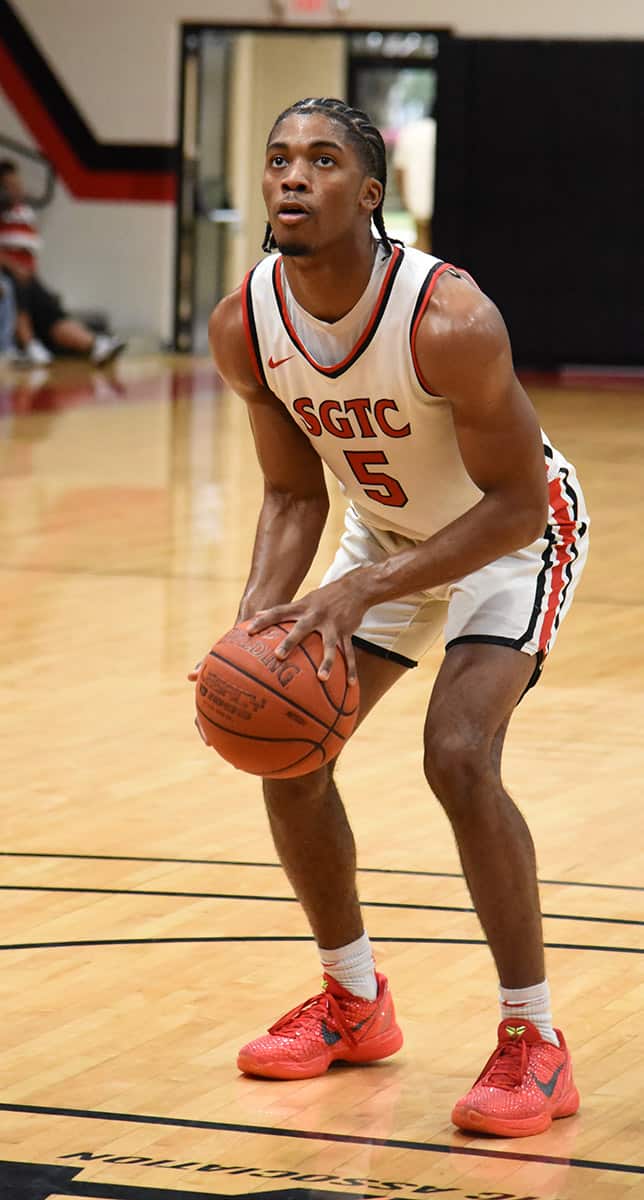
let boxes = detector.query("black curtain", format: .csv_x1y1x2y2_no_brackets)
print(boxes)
434,38,644,366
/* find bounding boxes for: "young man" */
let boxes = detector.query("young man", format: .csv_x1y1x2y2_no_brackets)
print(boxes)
205,98,588,1138
0,160,125,366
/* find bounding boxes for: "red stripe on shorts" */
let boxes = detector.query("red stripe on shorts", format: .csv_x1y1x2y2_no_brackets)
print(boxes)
539,476,578,652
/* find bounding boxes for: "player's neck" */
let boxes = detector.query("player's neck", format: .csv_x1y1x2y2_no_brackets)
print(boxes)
281,234,378,323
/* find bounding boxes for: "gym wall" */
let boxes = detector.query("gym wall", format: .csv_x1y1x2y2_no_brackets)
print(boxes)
1,0,642,344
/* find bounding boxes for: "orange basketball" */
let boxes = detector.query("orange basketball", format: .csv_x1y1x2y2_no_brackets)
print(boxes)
195,621,360,778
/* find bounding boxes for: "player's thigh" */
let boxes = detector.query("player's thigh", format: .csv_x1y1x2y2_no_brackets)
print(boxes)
424,641,536,770
262,647,407,800
353,645,408,730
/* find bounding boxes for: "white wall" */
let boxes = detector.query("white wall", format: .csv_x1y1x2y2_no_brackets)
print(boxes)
4,0,644,342
13,0,644,140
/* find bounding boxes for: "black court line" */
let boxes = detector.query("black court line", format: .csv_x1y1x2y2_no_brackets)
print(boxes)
1,884,641,928
1,935,642,954
0,1102,641,1176
0,851,641,892
0,563,242,581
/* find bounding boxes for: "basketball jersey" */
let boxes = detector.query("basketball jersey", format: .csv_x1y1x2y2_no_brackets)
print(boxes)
242,243,568,543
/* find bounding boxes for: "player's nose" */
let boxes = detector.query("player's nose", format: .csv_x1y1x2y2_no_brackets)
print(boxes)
280,159,310,191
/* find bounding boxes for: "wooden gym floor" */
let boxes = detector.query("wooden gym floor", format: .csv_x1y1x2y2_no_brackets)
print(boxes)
0,355,642,1200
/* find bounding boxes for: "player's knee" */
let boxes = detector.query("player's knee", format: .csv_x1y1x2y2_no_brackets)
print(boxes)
423,723,492,814
263,762,335,809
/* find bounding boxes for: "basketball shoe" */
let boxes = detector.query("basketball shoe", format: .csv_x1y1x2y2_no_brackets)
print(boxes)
237,971,403,1080
451,1019,580,1137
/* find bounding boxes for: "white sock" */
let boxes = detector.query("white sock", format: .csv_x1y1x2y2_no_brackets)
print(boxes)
319,931,377,1001
499,979,559,1046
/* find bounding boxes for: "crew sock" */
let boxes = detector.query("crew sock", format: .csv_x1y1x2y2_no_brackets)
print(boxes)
499,979,559,1046
319,931,378,1001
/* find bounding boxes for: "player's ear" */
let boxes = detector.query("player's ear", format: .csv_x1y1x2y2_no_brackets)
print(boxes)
359,176,383,213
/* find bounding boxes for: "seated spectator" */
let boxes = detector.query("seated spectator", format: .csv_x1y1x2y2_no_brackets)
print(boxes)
0,268,17,358
0,159,125,366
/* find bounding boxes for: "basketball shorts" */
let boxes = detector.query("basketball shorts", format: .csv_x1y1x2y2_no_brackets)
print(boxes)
321,479,589,682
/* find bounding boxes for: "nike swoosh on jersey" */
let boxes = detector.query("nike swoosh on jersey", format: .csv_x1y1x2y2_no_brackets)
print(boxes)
532,1061,564,1097
268,354,294,368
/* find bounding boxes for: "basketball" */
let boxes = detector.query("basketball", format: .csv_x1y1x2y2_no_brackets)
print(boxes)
194,621,360,778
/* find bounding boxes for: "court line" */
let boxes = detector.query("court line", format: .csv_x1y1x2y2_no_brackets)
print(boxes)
0,852,641,892
0,936,641,954
0,1102,640,1176
1,885,641,928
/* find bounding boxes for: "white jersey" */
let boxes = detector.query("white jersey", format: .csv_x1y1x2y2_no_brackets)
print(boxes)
242,243,570,543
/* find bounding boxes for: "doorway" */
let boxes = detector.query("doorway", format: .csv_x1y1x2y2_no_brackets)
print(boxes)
173,24,444,353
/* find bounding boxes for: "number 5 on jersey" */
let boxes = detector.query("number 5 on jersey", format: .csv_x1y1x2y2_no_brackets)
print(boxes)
343,450,408,508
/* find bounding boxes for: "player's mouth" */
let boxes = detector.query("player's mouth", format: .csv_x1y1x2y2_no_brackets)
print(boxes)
276,201,311,225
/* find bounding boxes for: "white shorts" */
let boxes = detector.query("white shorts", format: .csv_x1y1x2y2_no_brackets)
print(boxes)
322,474,589,681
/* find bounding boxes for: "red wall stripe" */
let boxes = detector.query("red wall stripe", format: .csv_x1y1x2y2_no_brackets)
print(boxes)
0,40,175,203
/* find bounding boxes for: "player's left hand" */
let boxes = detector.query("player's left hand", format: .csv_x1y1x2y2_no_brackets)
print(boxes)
247,577,368,683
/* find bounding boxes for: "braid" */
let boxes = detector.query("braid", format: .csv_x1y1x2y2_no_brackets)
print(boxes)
263,97,402,256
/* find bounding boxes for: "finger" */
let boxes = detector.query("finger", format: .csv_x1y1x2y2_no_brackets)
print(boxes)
342,635,358,685
275,616,311,659
194,716,209,745
246,608,290,634
187,659,203,681
317,630,337,681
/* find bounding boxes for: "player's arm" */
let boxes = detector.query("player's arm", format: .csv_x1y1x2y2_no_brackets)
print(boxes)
208,290,329,620
350,277,549,605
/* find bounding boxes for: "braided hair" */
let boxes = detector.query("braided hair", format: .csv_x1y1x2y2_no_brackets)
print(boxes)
262,97,399,256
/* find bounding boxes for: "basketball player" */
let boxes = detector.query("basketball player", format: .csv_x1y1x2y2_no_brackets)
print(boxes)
203,98,589,1138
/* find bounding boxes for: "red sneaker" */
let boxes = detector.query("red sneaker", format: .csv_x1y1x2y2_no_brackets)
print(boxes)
451,1019,580,1137
237,972,403,1080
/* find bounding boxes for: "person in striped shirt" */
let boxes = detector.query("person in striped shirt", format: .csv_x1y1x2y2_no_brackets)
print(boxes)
0,160,125,366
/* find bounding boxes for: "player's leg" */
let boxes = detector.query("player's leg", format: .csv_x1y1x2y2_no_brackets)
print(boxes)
424,643,580,1136
237,645,407,1080
237,507,445,1080
424,642,543,987
263,504,445,956
262,644,406,952
428,468,588,1135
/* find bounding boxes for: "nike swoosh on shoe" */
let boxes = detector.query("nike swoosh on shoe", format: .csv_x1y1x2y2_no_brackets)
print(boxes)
321,1017,368,1046
321,1021,342,1046
533,1061,564,1097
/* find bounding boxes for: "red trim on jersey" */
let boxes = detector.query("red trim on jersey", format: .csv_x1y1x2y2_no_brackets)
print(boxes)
240,269,265,388
409,261,460,395
273,244,403,376
539,476,577,651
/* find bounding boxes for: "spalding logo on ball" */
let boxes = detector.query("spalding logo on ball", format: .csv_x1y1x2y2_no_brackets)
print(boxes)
195,621,359,778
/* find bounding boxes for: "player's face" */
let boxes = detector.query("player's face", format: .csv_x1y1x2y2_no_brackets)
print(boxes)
263,113,382,257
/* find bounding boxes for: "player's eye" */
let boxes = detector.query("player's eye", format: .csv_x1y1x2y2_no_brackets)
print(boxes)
270,154,288,168
316,155,336,167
